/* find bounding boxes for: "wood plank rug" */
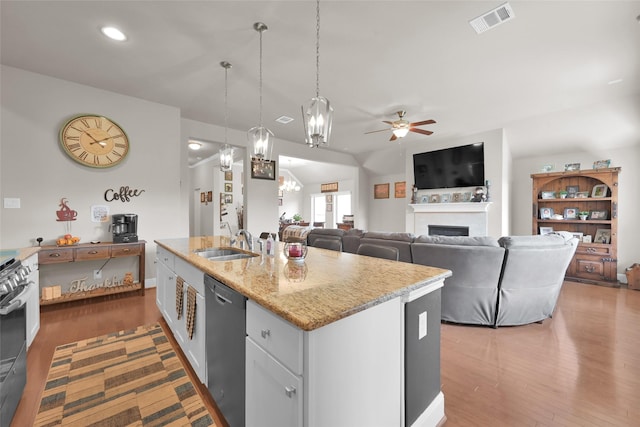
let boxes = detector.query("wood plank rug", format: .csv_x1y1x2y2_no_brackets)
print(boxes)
34,323,215,426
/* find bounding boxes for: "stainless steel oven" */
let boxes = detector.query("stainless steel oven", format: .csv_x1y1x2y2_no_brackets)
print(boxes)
0,258,32,427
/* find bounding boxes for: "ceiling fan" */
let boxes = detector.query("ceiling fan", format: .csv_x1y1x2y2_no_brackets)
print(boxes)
365,110,436,141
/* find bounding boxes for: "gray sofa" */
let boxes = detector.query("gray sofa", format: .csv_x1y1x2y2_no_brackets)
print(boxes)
411,233,578,327
304,228,578,327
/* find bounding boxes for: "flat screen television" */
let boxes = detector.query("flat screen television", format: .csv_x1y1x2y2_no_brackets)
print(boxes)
413,143,485,189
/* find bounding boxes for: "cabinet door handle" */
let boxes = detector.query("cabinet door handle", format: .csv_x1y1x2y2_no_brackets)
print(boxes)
121,248,130,253
88,250,98,254
584,265,595,273
261,329,271,339
284,386,296,398
50,253,61,257
586,247,597,253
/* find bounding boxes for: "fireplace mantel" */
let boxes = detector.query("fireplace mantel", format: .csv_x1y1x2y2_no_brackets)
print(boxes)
409,202,492,213
409,202,492,236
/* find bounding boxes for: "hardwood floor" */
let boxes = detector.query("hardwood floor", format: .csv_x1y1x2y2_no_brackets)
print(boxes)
11,282,640,426
11,289,226,427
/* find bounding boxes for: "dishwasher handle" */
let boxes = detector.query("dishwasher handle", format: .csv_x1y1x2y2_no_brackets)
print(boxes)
214,291,232,306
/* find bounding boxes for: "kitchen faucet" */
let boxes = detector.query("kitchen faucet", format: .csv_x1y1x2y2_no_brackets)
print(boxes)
220,222,235,246
236,229,253,251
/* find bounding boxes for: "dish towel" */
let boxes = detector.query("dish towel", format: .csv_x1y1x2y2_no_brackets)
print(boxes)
176,276,184,320
186,286,197,340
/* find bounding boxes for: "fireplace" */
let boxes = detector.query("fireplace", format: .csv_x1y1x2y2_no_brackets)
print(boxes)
409,202,492,237
428,225,469,236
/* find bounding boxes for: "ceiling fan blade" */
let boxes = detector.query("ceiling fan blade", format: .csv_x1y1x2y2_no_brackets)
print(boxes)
389,134,398,141
409,119,436,127
382,121,394,125
410,128,434,136
364,128,391,134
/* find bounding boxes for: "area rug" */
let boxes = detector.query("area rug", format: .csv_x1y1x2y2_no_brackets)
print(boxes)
34,323,215,427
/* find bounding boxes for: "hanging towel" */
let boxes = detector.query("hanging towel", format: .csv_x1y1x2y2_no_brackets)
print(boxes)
186,286,197,340
176,276,184,320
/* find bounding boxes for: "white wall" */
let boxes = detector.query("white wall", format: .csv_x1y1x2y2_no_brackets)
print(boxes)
0,65,184,281
511,145,640,277
367,173,408,233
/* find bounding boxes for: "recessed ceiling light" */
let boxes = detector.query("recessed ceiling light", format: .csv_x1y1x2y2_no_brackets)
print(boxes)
275,115,294,124
100,26,127,41
188,141,202,150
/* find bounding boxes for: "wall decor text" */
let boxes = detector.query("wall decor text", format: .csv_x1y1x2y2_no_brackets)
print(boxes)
104,186,146,202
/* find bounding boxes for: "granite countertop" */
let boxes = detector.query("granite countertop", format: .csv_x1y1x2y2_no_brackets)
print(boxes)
156,236,451,331
0,247,40,264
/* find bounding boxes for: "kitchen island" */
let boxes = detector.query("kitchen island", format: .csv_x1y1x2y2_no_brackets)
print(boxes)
155,236,451,427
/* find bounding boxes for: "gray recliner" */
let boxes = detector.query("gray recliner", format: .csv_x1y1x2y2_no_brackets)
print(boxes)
357,243,399,261
495,233,578,326
411,236,505,326
312,238,342,251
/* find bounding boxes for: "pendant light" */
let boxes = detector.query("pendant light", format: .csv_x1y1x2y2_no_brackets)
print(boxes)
248,22,274,163
219,61,234,172
302,0,333,148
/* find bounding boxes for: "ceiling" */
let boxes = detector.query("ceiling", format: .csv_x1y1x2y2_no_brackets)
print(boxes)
2,1,639,171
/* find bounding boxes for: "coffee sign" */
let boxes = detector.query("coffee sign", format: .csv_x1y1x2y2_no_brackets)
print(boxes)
104,186,145,202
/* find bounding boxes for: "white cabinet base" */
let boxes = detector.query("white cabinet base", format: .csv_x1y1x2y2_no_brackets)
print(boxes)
410,392,445,427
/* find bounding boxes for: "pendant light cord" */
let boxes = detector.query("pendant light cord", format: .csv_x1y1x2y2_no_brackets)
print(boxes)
315,0,320,98
224,65,229,144
259,27,264,126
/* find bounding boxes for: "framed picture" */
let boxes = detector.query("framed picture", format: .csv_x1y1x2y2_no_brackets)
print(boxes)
461,192,472,202
224,171,233,181
452,192,462,202
563,207,578,219
326,194,333,203
207,191,213,202
539,226,554,235
224,183,233,192
278,189,284,197
541,164,554,172
541,191,556,199
327,203,333,212
594,229,611,244
589,210,608,220
278,198,283,206
440,193,451,203
251,159,276,180
571,232,584,240
374,183,389,199
224,194,232,204
582,235,592,243
539,207,554,219
429,194,441,203
200,192,205,203
593,159,611,169
591,184,608,198
565,163,581,171
566,185,579,195
576,191,589,198
420,195,429,204
394,181,406,198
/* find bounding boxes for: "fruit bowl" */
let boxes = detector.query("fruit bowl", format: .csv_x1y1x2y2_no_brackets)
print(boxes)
56,234,80,246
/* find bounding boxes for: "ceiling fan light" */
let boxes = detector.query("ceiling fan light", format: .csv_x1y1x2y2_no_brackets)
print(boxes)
393,127,410,138
248,126,274,162
219,144,234,172
302,96,333,148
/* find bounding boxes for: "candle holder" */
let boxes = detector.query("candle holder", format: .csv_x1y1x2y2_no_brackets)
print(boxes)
283,260,308,283
282,238,307,262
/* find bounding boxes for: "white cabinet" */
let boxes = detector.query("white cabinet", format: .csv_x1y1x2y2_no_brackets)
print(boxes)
23,253,40,348
155,248,207,384
246,338,303,427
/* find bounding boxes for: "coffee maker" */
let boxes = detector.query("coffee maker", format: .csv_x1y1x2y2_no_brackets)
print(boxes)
111,214,138,243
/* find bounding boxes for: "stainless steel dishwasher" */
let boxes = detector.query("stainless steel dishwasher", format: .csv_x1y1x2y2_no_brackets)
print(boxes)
204,275,247,427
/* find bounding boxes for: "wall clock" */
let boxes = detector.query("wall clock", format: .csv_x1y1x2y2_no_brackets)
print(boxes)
60,114,129,168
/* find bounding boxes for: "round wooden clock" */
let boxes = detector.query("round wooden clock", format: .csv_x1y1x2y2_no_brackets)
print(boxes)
60,114,129,168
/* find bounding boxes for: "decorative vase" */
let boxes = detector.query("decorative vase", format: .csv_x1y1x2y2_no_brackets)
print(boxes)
579,215,588,220
283,239,307,262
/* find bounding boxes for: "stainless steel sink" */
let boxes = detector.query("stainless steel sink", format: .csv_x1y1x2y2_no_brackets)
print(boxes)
195,248,257,261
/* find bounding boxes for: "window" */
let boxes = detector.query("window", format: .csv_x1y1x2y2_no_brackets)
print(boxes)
312,195,326,223
335,193,351,223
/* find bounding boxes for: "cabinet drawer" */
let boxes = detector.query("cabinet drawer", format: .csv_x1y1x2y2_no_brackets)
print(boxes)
76,246,110,260
575,258,605,280
156,246,175,271
39,248,73,264
247,300,303,375
576,244,612,257
112,244,141,258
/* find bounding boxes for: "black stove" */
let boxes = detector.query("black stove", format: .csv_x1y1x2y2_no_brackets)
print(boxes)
0,258,31,427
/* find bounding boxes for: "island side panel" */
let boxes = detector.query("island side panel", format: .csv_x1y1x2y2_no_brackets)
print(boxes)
304,297,403,427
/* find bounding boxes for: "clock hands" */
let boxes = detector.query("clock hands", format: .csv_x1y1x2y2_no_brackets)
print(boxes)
84,131,108,147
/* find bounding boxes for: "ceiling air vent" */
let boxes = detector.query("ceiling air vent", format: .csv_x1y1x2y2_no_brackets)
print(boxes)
469,2,515,34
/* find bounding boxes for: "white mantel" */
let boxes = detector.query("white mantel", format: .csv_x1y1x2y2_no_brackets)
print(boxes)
409,202,492,236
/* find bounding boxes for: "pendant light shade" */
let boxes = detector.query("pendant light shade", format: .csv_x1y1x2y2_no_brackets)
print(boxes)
248,22,274,162
302,0,333,148
219,61,234,172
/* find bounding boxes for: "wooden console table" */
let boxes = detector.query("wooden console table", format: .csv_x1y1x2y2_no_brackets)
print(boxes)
38,241,145,305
